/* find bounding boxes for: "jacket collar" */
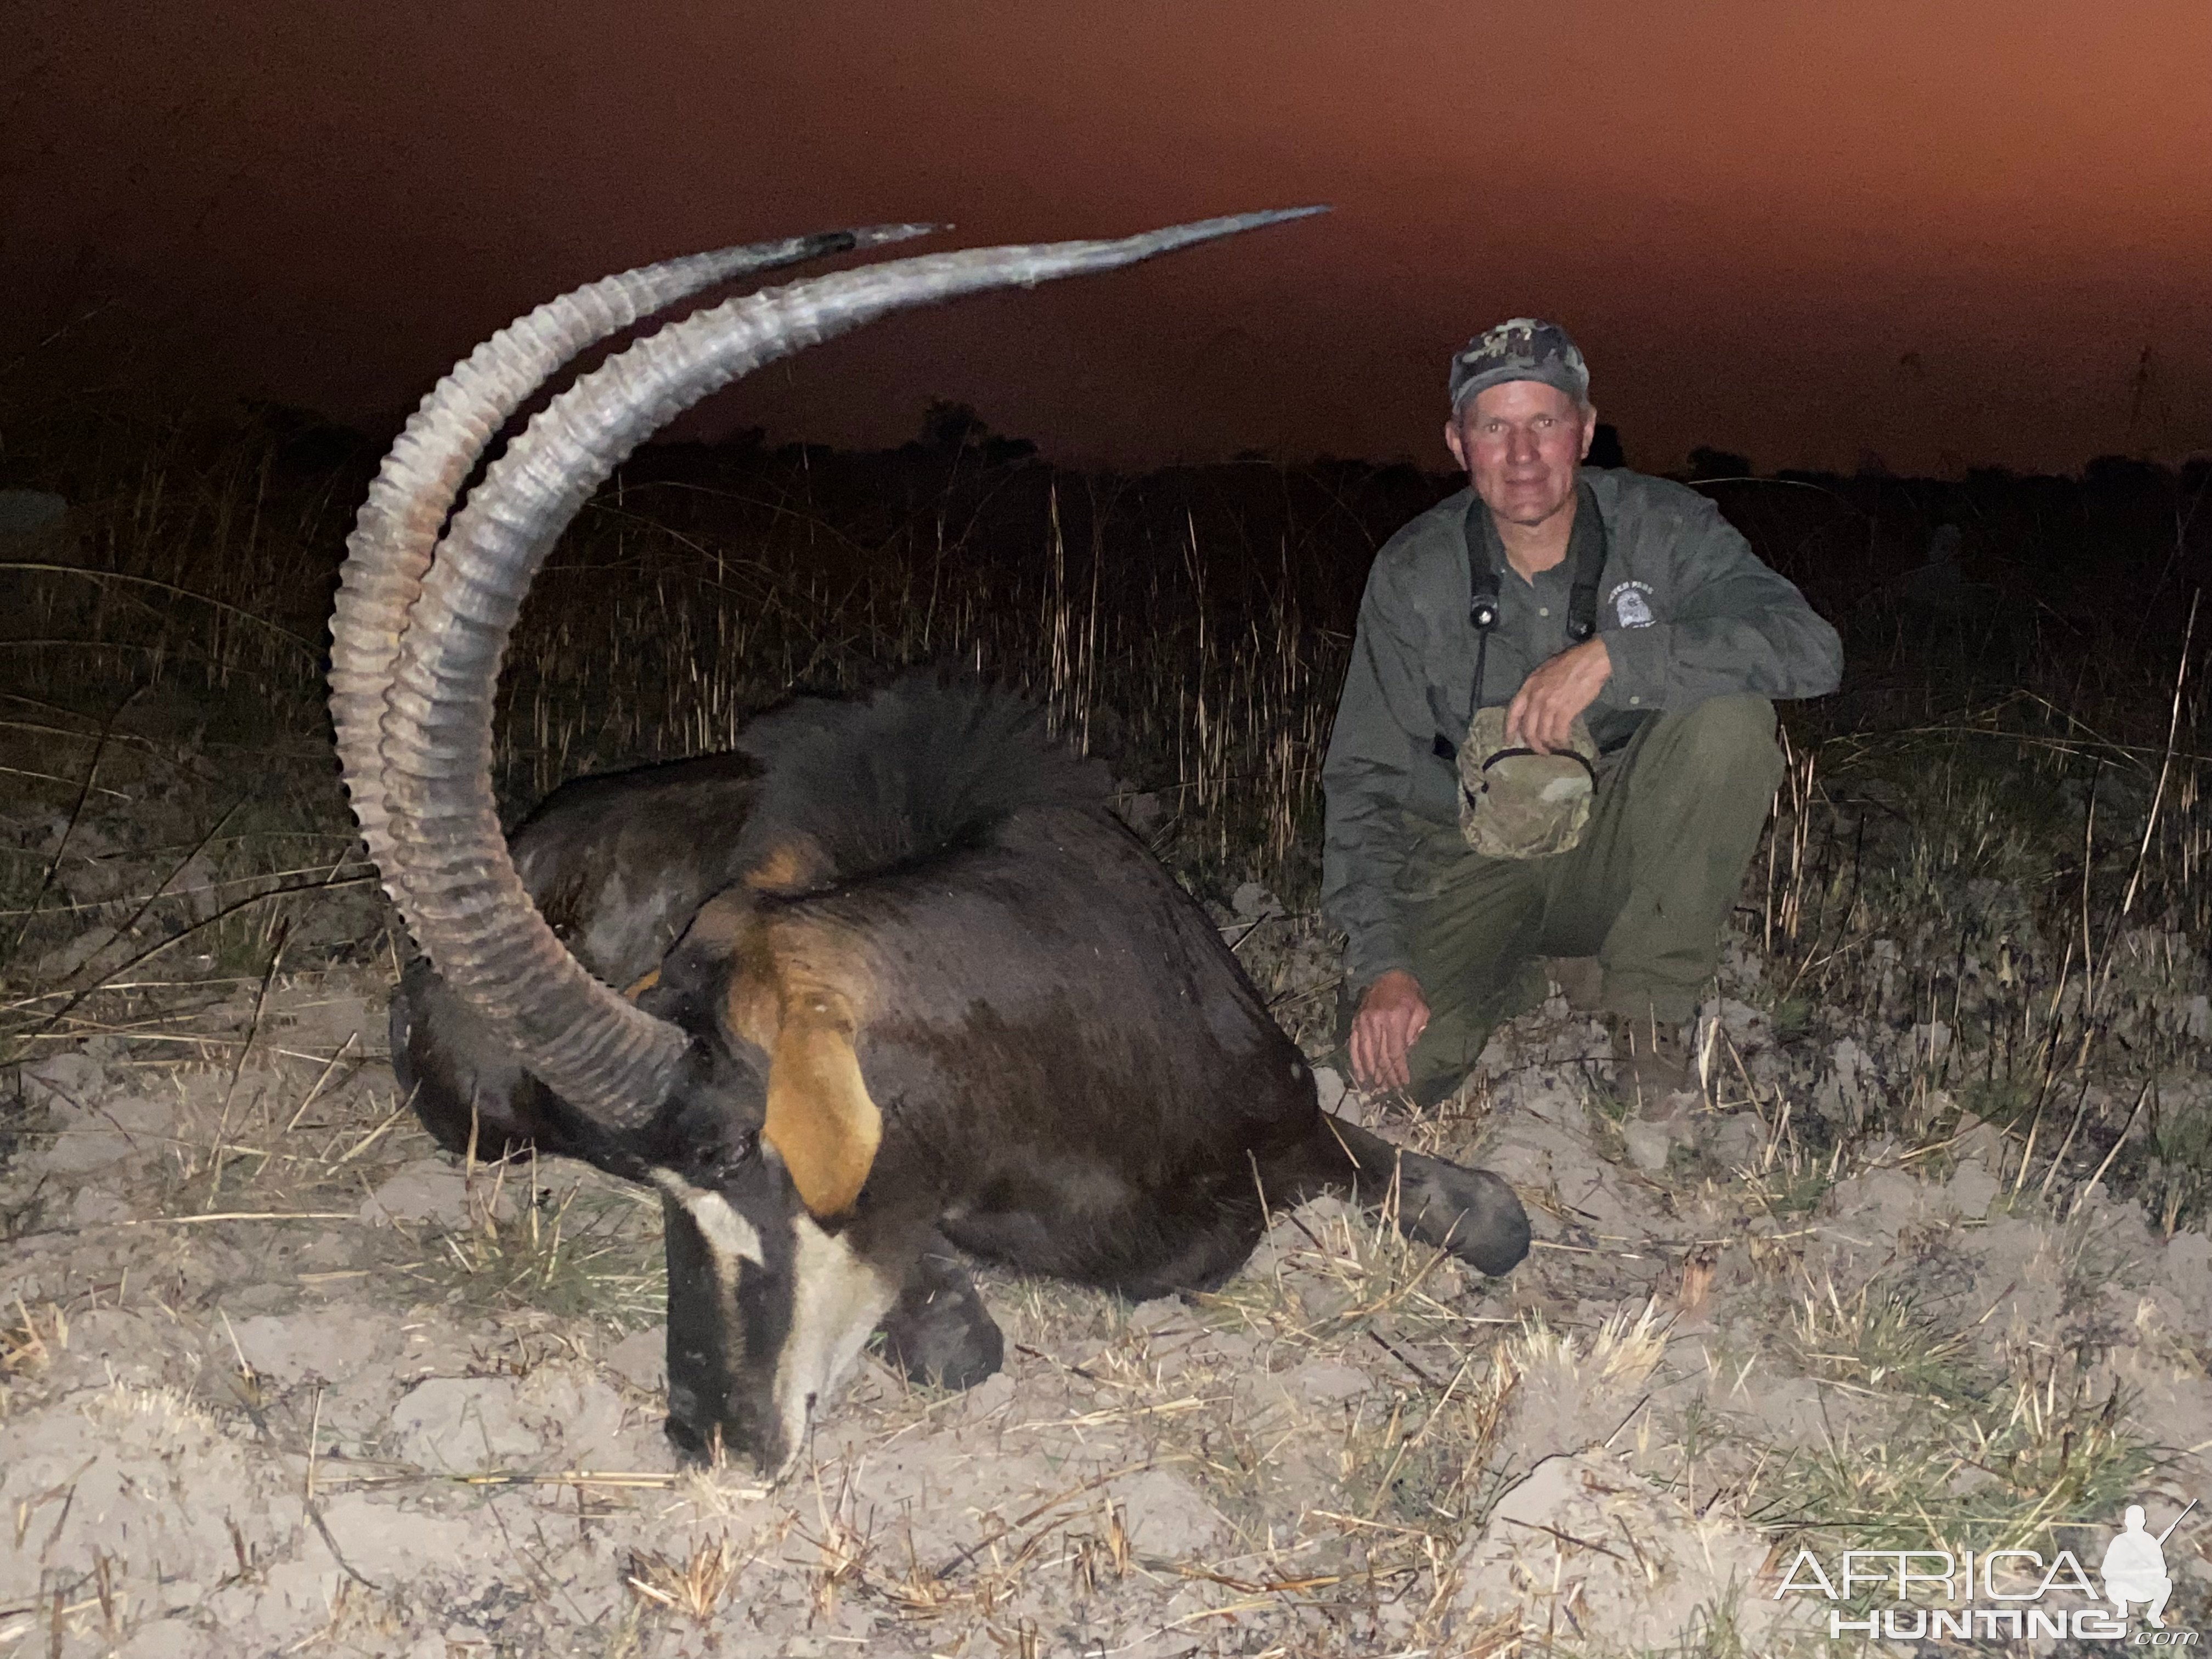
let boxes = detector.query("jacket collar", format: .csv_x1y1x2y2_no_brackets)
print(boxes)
1475,476,1605,587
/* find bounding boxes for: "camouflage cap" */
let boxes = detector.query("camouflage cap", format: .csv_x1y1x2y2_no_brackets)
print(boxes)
1457,707,1599,860
1448,318,1589,413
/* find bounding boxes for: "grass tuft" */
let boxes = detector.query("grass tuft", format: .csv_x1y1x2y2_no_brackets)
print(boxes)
404,1159,667,1331
623,1533,750,1623
1788,1272,1982,1403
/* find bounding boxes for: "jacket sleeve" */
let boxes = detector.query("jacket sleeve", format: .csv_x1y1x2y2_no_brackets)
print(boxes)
1598,496,1843,710
1322,558,1432,991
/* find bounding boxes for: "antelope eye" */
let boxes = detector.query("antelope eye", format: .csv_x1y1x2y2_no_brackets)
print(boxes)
701,1129,759,1180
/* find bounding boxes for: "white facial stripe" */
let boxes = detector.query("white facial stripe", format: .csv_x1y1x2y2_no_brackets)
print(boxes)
652,1173,766,1267
770,1214,897,1478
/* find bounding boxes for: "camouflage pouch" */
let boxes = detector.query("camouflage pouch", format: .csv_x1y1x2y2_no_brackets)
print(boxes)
1457,707,1599,859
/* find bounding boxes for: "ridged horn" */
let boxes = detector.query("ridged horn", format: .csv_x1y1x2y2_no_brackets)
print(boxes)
360,207,1327,1126
330,225,938,894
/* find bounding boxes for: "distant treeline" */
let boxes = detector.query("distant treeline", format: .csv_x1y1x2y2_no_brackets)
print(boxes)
570,407,2212,659
7,397,2208,657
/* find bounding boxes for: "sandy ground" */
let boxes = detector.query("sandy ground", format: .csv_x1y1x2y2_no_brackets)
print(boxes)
5,941,2210,1658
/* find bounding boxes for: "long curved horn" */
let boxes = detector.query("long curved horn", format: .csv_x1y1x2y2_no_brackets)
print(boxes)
331,225,937,894
364,207,1325,1126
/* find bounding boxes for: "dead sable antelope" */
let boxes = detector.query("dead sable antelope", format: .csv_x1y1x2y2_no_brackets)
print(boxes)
333,211,1531,1476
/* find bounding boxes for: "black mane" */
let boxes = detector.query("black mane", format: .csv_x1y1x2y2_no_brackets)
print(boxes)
734,675,1110,894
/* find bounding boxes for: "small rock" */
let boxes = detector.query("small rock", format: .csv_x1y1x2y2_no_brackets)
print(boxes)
19,1051,104,1116
1109,1468,1229,1556
71,1186,134,1226
1944,1162,2001,1218
2166,1230,2212,1294
1622,1119,1676,1173
228,1306,392,1386
1703,1110,1765,1169
101,1092,176,1138
1813,1036,1881,1127
1312,1064,1348,1115
1231,881,1284,920
30,932,108,985
1952,1113,2009,1171
46,1124,137,1175
1119,791,1164,837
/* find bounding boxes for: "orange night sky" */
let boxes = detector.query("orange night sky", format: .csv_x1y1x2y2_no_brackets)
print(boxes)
4,0,2208,473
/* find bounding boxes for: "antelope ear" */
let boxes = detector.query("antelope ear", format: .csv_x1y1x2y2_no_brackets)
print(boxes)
760,988,881,1217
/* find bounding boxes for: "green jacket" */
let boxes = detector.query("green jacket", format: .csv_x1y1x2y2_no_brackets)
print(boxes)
1321,467,1842,990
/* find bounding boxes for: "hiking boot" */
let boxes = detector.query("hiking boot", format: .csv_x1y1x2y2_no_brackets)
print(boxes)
1546,956,1606,1012
1602,1012,1698,1118
1410,1069,1469,1113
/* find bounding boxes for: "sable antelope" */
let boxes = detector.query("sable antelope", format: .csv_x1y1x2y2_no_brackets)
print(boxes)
335,213,1531,1476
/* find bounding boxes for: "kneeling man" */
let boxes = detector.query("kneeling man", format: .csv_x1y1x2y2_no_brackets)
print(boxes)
1323,320,1842,1109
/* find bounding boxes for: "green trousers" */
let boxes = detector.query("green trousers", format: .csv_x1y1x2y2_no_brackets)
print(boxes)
1348,695,1786,1104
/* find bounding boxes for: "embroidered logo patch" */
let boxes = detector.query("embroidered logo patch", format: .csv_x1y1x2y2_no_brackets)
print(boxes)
1610,580,1656,628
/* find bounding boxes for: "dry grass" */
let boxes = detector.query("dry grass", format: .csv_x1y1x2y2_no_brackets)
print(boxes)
1755,1385,2152,1564
12,407,2212,1237
623,1532,753,1623
0,1297,67,1382
5,405,2212,1650
1752,656,2212,1232
1199,1205,1479,1351
1497,1301,1669,1403
1787,1272,1981,1403
403,1156,667,1332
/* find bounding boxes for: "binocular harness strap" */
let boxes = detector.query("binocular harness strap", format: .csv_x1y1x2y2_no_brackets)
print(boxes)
1432,491,1608,763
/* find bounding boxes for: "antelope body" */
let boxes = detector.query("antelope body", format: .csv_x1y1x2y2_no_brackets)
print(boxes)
335,215,1531,1475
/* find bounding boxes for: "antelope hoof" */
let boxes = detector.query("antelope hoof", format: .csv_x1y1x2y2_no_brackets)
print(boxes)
876,1249,1003,1390
1393,1156,1531,1277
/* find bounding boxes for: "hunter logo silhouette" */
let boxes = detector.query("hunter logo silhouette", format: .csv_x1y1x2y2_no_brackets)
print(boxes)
2102,1501,2193,1628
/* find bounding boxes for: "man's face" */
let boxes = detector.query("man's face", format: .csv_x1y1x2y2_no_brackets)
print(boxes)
1446,381,1597,529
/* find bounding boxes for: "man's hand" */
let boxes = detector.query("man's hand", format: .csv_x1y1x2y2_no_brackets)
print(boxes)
1505,636,1611,753
1350,969,1429,1093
